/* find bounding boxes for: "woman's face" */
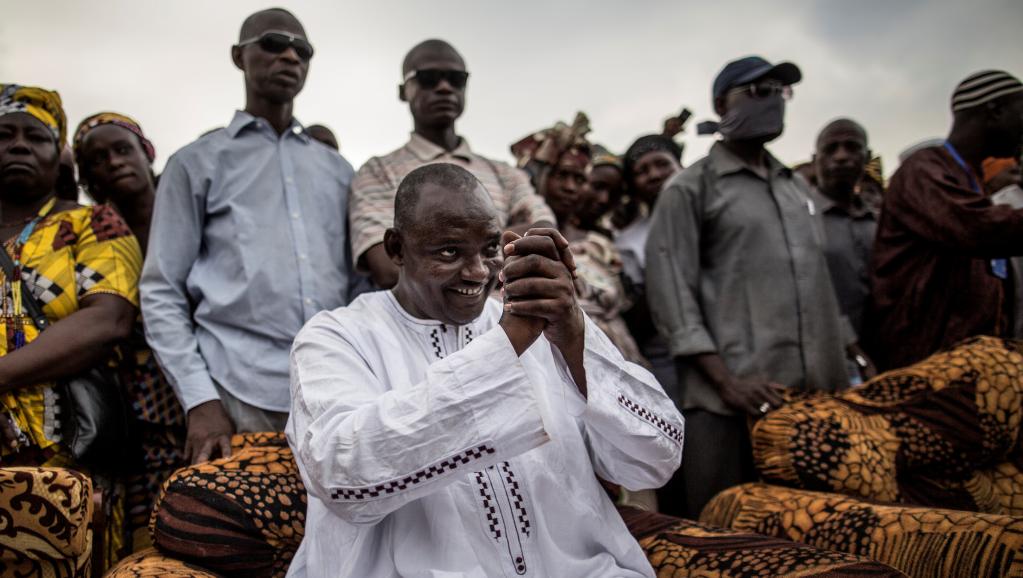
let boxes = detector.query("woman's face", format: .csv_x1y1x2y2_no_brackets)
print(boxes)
0,112,60,203
78,124,153,203
631,150,681,203
581,164,623,226
542,154,589,225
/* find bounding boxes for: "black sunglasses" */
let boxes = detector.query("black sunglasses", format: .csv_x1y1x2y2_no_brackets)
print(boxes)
238,30,314,61
403,69,470,90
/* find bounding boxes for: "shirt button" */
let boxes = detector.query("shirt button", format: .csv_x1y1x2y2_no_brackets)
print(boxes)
286,177,294,184
291,212,300,219
305,298,312,305
299,254,307,261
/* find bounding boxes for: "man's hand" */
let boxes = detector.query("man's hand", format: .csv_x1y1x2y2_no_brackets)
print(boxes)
185,400,234,465
719,376,785,416
502,229,583,350
501,228,587,394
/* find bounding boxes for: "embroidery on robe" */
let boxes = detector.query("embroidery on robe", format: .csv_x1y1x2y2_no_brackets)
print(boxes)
473,470,502,540
500,461,531,537
430,327,443,358
617,392,684,446
329,443,496,501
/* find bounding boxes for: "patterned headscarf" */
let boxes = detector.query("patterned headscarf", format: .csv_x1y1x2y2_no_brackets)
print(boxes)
622,134,682,186
863,156,884,188
511,112,592,169
0,84,67,147
73,112,156,164
591,144,622,171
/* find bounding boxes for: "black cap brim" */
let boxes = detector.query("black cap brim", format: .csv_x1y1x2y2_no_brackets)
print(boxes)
740,61,802,86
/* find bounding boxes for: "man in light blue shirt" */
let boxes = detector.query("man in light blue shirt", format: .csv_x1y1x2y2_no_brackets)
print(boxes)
141,8,355,464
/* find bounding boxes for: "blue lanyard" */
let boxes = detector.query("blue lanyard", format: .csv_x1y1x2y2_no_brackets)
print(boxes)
943,141,1009,280
942,142,981,193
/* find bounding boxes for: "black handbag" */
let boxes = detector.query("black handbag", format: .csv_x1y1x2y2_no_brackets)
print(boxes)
0,248,139,473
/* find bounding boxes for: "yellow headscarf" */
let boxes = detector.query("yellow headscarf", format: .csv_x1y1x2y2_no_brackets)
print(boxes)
0,84,67,148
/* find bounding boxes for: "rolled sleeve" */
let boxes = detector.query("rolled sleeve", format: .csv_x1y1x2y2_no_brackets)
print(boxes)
645,178,718,358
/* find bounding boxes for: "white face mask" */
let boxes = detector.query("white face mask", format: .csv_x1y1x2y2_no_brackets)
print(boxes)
717,92,786,142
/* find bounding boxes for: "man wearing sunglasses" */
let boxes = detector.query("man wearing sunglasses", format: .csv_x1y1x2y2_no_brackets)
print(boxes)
350,39,555,289
646,56,858,519
141,8,356,466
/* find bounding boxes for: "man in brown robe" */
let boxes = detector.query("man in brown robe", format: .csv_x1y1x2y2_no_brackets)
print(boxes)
864,70,1023,371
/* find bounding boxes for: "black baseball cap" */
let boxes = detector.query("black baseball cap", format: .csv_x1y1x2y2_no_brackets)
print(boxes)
712,56,802,101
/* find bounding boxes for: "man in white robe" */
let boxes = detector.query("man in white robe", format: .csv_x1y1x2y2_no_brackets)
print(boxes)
287,163,684,577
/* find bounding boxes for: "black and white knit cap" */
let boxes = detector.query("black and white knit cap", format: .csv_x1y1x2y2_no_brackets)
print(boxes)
951,70,1023,112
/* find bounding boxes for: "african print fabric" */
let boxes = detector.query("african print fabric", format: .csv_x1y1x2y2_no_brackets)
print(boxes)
703,482,1023,578
0,204,141,459
0,83,66,147
752,335,1023,515
571,232,646,365
0,467,94,578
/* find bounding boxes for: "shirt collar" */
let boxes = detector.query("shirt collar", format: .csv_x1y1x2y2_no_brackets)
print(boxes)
708,141,791,180
406,132,474,163
808,186,875,219
225,110,310,143
383,289,490,335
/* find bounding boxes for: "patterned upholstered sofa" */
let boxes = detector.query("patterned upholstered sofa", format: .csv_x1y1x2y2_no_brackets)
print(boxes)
0,467,94,578
748,336,1023,515
106,432,902,578
106,337,1023,577
698,336,1023,577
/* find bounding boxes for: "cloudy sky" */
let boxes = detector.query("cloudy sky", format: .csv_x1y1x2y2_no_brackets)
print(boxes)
3,0,1021,176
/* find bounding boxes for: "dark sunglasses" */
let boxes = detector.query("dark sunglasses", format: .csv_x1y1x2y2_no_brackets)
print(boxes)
402,69,470,90
728,79,793,100
238,30,314,61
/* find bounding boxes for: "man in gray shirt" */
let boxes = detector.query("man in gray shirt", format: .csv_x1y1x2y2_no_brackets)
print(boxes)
809,119,878,346
646,56,862,518
141,8,355,464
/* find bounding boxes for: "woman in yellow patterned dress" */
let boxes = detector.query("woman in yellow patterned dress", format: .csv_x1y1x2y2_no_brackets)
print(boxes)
0,85,142,566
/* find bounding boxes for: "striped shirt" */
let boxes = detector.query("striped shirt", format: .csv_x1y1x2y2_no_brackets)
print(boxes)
349,133,555,267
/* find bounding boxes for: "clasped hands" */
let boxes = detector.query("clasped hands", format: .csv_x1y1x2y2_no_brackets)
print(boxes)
499,228,584,358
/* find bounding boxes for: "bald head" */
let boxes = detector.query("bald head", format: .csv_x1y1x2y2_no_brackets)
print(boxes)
815,118,867,150
394,163,494,233
402,39,465,76
239,7,305,42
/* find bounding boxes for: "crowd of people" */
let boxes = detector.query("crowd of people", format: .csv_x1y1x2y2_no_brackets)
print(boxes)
2,6,1022,576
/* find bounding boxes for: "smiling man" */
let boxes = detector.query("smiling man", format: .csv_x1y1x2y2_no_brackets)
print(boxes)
141,8,356,465
349,39,554,289
287,163,683,578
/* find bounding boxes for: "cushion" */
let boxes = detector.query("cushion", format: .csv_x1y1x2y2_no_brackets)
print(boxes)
619,506,904,577
753,336,1023,512
702,482,1023,578
150,435,304,578
105,547,220,578
0,467,94,578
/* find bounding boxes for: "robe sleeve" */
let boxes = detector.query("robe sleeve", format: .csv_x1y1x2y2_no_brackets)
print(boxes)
553,315,685,492
288,314,549,525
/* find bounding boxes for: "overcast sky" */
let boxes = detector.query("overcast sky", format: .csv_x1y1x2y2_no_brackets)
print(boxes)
3,0,1021,176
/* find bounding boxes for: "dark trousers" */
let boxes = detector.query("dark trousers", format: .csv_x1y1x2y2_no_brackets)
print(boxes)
656,409,755,520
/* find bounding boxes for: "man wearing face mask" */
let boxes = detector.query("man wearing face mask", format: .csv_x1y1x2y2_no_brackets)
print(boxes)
645,56,854,518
